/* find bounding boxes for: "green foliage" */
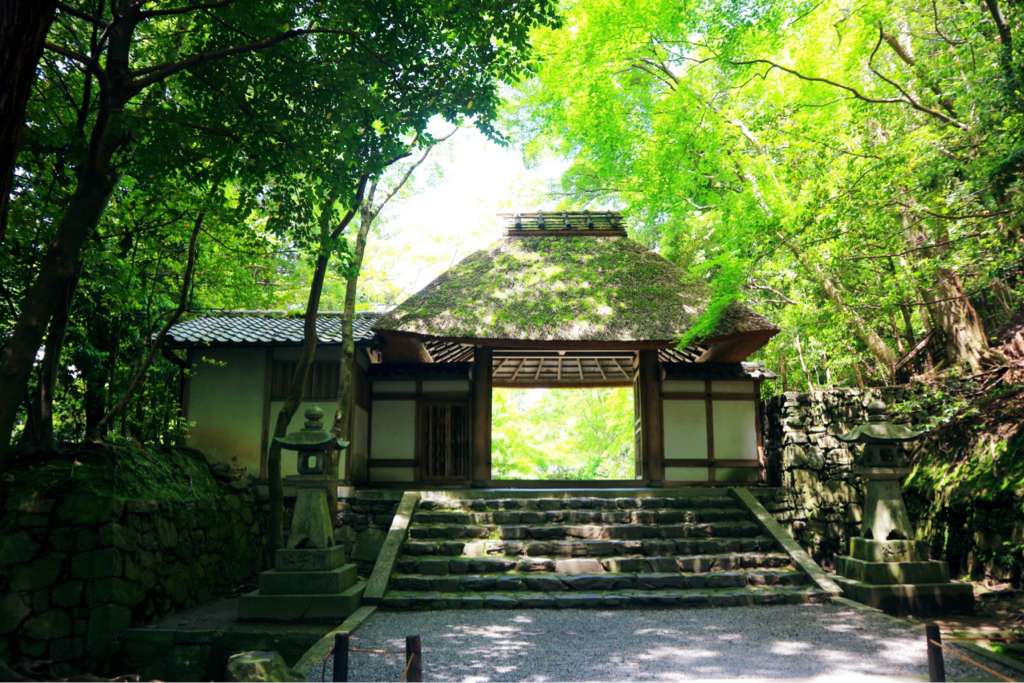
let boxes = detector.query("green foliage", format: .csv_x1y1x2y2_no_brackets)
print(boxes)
516,0,1024,387
491,387,635,479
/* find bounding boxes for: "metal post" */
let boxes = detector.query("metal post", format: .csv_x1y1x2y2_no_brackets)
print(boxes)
925,623,946,682
332,633,349,682
405,635,422,682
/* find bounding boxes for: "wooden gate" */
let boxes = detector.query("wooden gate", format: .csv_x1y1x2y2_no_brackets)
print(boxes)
418,400,470,482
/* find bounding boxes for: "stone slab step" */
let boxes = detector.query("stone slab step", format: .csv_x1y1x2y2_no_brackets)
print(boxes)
257,564,359,596
401,536,779,559
407,521,764,541
379,585,829,610
237,580,365,622
390,569,809,592
417,496,739,512
395,552,795,575
413,508,753,526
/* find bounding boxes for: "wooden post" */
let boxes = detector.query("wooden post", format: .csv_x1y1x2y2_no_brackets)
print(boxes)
332,633,349,682
637,350,664,485
405,635,422,682
471,346,492,486
925,623,946,682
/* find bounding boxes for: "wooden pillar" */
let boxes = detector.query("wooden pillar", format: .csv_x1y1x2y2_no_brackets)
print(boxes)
637,350,664,485
471,346,492,486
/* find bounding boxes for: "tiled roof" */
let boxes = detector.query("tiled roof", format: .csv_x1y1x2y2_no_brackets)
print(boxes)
166,312,382,347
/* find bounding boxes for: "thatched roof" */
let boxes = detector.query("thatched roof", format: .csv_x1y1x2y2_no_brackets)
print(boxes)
373,236,777,346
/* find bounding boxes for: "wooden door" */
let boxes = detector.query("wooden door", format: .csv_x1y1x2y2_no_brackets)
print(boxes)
418,400,470,482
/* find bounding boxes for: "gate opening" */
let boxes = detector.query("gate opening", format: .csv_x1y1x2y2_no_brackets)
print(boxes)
491,387,636,480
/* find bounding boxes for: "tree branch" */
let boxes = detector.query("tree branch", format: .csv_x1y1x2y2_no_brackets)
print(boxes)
95,210,203,433
136,0,236,19
128,26,354,94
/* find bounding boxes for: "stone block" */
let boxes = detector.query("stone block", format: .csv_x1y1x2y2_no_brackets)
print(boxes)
554,558,604,574
86,604,131,652
257,564,358,595
274,546,346,572
10,556,63,591
848,537,928,563
86,577,146,605
834,576,974,616
53,581,84,608
837,556,949,585
23,609,72,640
0,593,31,634
236,583,363,622
0,531,40,566
72,548,120,579
352,528,387,563
57,495,123,525
225,651,299,682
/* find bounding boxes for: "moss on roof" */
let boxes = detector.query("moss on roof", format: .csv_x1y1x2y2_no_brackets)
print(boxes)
373,236,777,343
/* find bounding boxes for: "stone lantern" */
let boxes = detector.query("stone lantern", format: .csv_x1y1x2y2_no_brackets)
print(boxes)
833,400,973,615
276,406,346,550
238,407,363,622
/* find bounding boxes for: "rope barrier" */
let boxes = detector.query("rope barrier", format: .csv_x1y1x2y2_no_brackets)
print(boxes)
319,639,418,681
929,639,1017,683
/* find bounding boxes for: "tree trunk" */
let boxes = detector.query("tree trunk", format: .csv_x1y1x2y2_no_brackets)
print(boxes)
26,260,82,450
0,0,58,241
923,268,992,374
900,208,994,373
332,194,376,482
266,184,364,559
0,108,126,461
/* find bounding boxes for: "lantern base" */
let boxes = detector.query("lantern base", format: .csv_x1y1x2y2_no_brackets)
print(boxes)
836,537,973,616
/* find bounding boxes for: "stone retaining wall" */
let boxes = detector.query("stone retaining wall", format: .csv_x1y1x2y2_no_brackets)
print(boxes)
0,474,264,673
762,389,886,567
334,492,401,575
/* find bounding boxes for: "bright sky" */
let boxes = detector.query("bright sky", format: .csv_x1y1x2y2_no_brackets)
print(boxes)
357,122,570,307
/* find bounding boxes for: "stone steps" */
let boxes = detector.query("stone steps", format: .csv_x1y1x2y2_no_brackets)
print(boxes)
402,536,780,558
407,520,764,541
417,495,738,512
383,491,819,610
381,585,829,610
412,507,752,525
396,552,795,575
391,569,808,592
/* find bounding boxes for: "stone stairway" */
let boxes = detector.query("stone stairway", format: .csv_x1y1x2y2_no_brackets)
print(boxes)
380,490,830,609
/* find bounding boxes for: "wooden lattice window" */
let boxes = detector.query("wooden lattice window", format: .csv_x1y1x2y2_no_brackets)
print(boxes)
270,360,340,400
419,401,469,481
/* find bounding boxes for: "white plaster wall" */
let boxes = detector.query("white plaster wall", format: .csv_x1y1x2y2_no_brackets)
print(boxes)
711,400,758,460
267,400,341,477
186,349,265,473
369,400,416,460
663,399,707,459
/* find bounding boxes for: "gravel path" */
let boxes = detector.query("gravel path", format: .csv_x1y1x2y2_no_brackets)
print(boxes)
306,603,1017,681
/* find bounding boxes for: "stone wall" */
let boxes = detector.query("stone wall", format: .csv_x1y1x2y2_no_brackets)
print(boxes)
0,470,264,674
762,389,886,567
334,491,400,575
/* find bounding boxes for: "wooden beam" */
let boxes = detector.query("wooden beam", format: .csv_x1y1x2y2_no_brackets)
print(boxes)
471,346,493,485
637,350,664,485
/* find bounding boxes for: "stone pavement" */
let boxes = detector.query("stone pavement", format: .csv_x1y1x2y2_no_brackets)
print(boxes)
307,603,1015,681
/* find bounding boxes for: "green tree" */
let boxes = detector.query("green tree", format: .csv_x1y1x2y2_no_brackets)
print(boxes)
516,0,1024,388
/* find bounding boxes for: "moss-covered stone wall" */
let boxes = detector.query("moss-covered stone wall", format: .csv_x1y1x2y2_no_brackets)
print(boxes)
0,447,265,675
762,389,880,568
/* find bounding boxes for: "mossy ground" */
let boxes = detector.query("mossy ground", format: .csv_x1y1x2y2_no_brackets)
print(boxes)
2,442,225,503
